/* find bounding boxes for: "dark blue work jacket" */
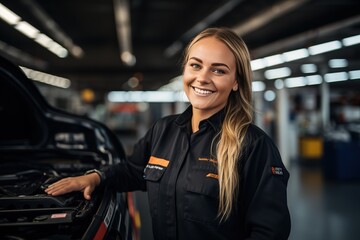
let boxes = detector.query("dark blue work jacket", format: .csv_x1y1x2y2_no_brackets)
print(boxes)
101,107,291,240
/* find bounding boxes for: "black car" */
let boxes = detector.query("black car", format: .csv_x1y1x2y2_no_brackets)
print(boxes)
0,54,133,240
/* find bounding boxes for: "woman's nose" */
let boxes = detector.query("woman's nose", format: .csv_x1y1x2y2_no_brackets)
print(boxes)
196,69,211,84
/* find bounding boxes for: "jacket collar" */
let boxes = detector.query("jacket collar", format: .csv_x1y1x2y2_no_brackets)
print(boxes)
175,105,225,132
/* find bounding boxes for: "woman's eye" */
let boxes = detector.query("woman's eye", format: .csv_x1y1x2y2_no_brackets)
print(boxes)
190,63,200,69
213,69,225,74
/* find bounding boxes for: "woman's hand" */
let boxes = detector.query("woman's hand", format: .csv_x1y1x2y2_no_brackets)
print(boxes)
44,173,101,200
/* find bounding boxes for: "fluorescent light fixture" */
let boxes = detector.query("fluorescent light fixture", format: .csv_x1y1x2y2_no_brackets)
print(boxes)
15,21,39,39
328,59,348,68
324,72,348,82
107,91,189,103
342,34,360,46
285,77,307,88
35,33,54,48
0,3,70,58
34,33,68,58
282,48,309,62
349,70,360,80
263,54,284,67
308,40,342,55
20,66,71,88
0,3,21,25
264,90,276,102
252,81,266,92
264,67,291,79
121,51,136,66
47,42,68,58
301,64,317,74
251,58,266,71
274,79,284,89
306,75,322,85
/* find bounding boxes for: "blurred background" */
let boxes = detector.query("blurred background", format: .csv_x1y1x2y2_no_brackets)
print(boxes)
1,0,360,239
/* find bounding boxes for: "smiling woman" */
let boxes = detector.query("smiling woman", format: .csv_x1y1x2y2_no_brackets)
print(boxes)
45,27,290,240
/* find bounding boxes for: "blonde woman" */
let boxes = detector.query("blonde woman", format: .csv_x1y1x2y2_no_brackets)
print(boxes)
46,27,290,239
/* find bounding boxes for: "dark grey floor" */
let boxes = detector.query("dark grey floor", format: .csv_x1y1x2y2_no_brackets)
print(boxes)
288,161,360,240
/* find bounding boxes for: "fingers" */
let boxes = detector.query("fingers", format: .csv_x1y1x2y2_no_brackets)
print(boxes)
44,174,99,200
83,186,94,200
45,177,83,196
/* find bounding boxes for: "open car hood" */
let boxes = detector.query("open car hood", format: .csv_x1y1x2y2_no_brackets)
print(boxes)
0,55,132,239
0,54,125,162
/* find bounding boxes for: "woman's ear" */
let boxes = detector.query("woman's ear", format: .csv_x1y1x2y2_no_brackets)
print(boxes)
232,82,238,91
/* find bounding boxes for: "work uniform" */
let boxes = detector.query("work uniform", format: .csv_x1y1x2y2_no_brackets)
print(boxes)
101,107,291,240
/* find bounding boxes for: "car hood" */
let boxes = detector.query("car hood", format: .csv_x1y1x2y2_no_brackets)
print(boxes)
0,54,125,164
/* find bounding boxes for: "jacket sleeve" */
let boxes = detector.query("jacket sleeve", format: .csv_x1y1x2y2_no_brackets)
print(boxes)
242,134,291,240
99,123,155,192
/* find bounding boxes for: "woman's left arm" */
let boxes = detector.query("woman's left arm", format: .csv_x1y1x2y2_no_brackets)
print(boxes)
242,134,291,240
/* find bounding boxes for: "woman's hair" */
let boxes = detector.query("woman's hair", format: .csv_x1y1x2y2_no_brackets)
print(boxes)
182,27,253,221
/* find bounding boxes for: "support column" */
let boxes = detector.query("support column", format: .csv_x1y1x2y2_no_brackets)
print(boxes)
277,87,290,167
320,80,330,130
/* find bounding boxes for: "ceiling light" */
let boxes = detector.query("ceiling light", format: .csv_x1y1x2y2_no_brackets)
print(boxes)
0,3,21,25
264,90,276,102
282,48,309,62
308,40,342,55
47,42,68,58
0,3,69,58
349,70,360,80
274,79,284,89
252,81,266,92
306,75,322,85
15,21,39,39
263,54,284,67
121,51,136,66
264,67,291,79
107,91,189,103
284,77,307,88
328,59,348,68
301,64,317,74
324,72,348,82
251,59,266,71
35,33,54,48
342,34,360,46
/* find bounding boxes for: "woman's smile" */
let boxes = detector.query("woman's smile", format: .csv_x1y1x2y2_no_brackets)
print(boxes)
192,86,215,96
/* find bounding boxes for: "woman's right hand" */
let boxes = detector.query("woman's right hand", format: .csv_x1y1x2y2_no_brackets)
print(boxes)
44,173,101,200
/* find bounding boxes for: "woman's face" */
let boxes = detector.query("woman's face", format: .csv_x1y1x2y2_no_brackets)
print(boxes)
183,37,238,116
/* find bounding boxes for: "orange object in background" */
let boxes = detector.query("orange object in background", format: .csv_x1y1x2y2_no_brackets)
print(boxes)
299,137,323,159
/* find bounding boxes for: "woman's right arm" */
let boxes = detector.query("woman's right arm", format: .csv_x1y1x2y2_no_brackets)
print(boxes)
45,122,156,199
45,172,101,200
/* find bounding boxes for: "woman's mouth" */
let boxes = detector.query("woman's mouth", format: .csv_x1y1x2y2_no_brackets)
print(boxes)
192,87,214,95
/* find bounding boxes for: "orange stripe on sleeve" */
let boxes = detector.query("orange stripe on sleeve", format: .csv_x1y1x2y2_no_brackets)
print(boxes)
148,156,169,167
206,173,219,179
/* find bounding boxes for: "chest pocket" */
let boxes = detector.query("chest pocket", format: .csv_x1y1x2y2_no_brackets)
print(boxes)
143,156,169,181
143,156,169,217
183,160,220,224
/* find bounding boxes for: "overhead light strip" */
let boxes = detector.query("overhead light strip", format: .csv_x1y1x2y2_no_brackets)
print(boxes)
108,91,189,103
113,0,136,66
251,33,360,71
0,3,68,58
275,70,360,89
21,0,83,58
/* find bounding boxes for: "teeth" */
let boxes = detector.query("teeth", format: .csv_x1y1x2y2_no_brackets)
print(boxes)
194,87,213,95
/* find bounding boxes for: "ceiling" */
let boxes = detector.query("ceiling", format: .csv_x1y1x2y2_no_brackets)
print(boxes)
0,0,360,98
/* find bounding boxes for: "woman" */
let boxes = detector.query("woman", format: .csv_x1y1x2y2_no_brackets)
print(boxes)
46,27,291,239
